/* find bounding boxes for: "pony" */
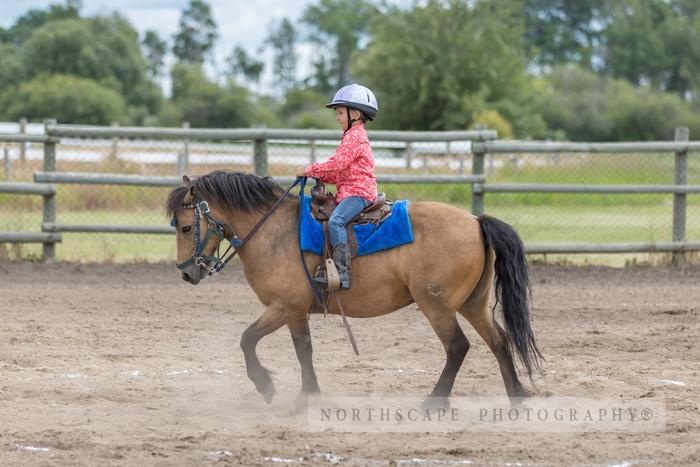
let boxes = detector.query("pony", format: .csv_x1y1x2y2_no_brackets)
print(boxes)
166,170,542,404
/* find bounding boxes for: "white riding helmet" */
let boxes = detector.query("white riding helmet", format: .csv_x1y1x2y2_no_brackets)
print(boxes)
326,84,379,120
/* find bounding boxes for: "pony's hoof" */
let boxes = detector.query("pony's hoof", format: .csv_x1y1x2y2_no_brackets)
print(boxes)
294,390,321,413
515,386,536,398
261,385,275,404
421,396,450,412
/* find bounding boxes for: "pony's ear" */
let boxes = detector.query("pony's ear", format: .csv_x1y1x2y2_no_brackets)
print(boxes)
182,175,196,197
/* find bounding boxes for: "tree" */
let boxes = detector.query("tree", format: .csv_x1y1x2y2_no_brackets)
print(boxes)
172,0,218,64
20,14,160,113
522,0,607,70
142,30,167,79
279,88,336,129
602,0,700,100
3,74,126,124
354,0,538,133
265,18,298,94
226,45,264,85
0,44,24,90
302,0,379,90
534,65,700,141
2,0,81,46
163,63,252,128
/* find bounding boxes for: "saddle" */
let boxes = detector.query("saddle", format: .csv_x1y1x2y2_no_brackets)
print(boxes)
310,180,394,291
311,181,392,225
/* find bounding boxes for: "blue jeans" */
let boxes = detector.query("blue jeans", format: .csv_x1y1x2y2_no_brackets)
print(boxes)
329,196,371,246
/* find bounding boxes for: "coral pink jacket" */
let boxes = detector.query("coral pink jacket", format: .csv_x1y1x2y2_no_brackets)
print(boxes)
303,123,378,202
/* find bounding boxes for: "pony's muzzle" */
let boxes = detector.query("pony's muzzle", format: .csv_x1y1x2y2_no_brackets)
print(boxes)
181,264,207,285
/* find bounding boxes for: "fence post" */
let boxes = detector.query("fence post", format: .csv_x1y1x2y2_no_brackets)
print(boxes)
19,117,27,164
405,142,413,170
178,121,190,176
110,122,119,160
672,126,689,264
3,148,10,180
42,119,58,261
254,137,268,175
471,140,486,216
309,139,316,164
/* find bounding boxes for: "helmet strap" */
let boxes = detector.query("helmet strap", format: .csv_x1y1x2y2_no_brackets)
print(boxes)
345,107,362,134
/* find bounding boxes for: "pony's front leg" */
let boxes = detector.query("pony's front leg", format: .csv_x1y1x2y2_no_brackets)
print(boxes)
288,315,321,395
240,302,288,403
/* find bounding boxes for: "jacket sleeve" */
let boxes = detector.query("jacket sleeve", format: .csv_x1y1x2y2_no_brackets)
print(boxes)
303,141,358,183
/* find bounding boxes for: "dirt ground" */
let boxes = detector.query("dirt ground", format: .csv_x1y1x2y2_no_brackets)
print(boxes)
0,261,698,466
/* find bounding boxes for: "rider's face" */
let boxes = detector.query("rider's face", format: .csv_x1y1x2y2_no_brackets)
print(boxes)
335,107,361,130
335,106,349,130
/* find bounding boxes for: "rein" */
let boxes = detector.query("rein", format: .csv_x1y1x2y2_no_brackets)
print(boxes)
175,177,304,277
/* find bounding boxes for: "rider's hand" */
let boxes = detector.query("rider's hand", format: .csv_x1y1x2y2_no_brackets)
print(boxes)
296,166,307,177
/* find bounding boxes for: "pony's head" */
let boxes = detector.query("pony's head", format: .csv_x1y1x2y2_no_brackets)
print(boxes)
166,170,283,284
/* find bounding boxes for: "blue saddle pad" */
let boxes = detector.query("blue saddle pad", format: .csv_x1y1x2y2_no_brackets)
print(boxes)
299,196,414,256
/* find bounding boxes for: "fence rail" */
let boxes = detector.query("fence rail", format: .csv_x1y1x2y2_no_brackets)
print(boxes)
0,181,61,246
46,124,497,142
480,183,700,194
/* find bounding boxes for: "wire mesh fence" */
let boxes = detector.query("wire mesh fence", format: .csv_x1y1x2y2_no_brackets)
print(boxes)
480,150,699,249
0,122,698,263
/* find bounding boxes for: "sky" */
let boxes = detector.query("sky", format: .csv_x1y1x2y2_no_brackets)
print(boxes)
2,0,414,93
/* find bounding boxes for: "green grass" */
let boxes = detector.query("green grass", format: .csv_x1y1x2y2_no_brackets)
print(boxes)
0,210,175,263
2,151,699,264
2,197,698,264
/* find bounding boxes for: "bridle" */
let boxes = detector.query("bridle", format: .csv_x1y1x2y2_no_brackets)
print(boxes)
172,177,304,278
173,199,242,273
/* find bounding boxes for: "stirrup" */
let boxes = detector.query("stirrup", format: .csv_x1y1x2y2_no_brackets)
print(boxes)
313,265,328,287
325,258,341,291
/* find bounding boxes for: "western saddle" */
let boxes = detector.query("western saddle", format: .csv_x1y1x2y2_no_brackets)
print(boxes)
310,180,393,291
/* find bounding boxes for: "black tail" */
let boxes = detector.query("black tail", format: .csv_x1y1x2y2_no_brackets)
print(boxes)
478,215,543,379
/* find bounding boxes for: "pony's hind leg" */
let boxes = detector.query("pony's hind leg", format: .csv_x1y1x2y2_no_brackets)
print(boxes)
413,293,470,400
287,315,321,395
240,302,288,403
459,298,532,398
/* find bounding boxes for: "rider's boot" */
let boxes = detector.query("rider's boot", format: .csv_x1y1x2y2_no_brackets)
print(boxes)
332,243,352,289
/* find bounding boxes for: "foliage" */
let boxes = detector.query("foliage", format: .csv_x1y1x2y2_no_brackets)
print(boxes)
265,18,298,94
1,0,81,46
522,0,606,70
535,65,700,141
281,88,337,129
471,110,514,139
354,0,531,133
226,45,264,85
302,0,380,92
19,14,160,114
171,0,217,64
3,0,700,139
142,30,167,79
161,64,252,128
602,0,700,100
0,43,25,90
4,74,126,124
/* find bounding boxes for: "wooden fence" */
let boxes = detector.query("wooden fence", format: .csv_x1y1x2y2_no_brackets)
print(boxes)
2,122,699,260
471,127,700,254
0,133,62,258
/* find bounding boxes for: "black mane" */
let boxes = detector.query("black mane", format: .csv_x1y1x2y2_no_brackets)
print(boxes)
166,170,284,216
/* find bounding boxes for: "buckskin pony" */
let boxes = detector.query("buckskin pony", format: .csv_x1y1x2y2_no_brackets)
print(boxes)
166,170,542,405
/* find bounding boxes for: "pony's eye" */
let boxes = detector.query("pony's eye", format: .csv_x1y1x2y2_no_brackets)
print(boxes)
182,226,192,234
